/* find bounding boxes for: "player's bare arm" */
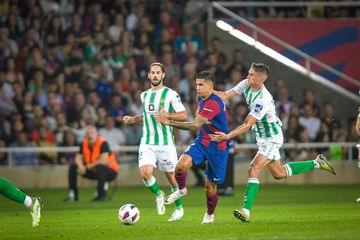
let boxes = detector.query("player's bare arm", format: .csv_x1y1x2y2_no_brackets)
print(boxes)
159,108,187,121
210,114,257,142
123,114,143,124
214,89,237,101
155,113,208,131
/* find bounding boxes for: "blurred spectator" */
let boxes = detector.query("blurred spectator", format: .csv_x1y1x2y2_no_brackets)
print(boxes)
184,0,208,42
54,111,68,145
299,90,320,117
58,131,77,165
108,13,125,43
9,132,37,165
321,102,341,141
299,104,321,141
34,126,57,165
67,92,86,124
0,26,19,58
275,87,293,116
0,140,7,165
175,23,204,54
99,116,126,149
153,10,180,42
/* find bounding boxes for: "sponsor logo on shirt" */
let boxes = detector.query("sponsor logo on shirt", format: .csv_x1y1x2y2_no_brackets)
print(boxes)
254,104,263,113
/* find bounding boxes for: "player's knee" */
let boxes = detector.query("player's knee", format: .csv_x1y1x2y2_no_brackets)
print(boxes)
205,185,216,196
139,169,152,179
175,164,186,173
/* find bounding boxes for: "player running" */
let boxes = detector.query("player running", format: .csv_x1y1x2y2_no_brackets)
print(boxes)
156,71,229,224
210,62,336,223
123,62,187,221
0,177,42,227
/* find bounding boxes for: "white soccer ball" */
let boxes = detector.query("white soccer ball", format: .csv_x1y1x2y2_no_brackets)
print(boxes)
118,204,140,225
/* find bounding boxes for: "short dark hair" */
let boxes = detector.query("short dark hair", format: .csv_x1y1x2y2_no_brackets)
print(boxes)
251,62,269,76
148,62,165,73
195,71,215,84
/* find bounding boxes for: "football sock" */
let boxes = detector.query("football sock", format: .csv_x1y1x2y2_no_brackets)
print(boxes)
171,186,183,209
143,176,161,197
283,161,315,176
206,193,218,215
0,177,26,204
243,178,259,211
358,162,360,174
175,171,187,190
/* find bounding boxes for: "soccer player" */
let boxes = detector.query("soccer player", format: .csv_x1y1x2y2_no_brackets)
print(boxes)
123,62,187,221
210,62,336,223
155,71,229,224
0,177,42,227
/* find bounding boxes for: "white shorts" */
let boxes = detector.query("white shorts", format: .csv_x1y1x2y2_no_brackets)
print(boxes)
256,138,283,161
138,144,178,172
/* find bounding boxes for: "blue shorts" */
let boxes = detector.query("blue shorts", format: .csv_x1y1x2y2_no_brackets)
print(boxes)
183,142,229,185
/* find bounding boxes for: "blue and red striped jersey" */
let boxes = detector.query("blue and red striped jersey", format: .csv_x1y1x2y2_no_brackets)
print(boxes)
195,93,229,150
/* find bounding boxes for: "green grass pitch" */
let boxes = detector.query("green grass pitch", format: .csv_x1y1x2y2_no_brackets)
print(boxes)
1,185,360,240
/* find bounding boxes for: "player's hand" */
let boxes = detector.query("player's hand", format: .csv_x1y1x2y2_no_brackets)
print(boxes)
77,164,86,175
159,107,169,118
123,115,134,124
155,114,170,125
209,132,228,142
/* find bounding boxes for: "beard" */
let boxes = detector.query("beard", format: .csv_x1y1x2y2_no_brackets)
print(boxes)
151,78,163,87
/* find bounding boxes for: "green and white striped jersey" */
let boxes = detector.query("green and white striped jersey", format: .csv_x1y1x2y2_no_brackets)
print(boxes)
140,86,185,145
232,80,283,142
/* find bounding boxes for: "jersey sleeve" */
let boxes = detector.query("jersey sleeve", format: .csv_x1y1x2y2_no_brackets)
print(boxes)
199,99,220,120
169,90,186,113
231,79,248,95
249,98,270,120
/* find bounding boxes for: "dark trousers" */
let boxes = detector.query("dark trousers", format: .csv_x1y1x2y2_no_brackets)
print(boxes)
69,164,117,199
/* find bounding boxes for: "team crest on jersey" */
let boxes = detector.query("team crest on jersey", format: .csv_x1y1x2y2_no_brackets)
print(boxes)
176,94,181,102
254,104,263,113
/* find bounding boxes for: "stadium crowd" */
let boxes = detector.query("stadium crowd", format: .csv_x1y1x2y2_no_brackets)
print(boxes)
0,0,358,166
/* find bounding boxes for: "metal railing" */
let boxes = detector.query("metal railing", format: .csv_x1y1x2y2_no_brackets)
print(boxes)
213,1,360,19
209,2,360,103
0,142,357,166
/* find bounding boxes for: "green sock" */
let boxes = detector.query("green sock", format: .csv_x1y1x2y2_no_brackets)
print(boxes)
171,186,183,209
0,177,26,204
358,162,360,174
283,160,315,176
243,178,259,211
144,176,161,197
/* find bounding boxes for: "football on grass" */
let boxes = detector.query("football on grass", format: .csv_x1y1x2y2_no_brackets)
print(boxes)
118,204,140,225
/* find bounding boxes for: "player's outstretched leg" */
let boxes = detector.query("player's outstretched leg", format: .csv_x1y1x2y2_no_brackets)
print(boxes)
165,188,187,205
315,154,336,175
233,209,249,223
168,186,184,221
283,154,336,177
29,197,43,227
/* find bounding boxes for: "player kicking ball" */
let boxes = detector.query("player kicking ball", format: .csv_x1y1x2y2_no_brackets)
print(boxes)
156,71,230,224
0,177,42,227
210,63,336,223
